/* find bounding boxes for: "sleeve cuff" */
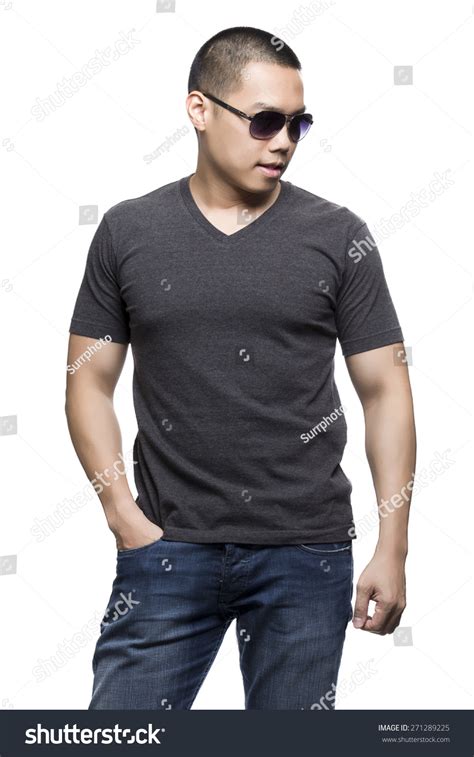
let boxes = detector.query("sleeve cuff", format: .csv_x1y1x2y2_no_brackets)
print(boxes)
69,318,130,345
340,327,404,357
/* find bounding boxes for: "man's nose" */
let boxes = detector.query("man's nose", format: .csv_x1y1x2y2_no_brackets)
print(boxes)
267,125,292,152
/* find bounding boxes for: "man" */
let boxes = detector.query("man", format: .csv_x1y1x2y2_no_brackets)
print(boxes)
66,26,415,710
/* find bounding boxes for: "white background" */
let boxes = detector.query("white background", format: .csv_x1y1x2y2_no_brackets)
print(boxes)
0,0,472,710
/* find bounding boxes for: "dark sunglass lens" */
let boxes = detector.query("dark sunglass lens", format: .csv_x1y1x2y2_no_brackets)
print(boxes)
250,111,286,139
289,114,313,142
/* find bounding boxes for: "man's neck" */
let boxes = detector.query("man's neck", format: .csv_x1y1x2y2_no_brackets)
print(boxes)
188,167,281,215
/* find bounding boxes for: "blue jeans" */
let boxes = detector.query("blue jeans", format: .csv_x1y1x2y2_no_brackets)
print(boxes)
89,539,354,710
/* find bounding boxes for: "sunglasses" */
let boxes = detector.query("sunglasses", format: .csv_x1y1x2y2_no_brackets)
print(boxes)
201,92,313,143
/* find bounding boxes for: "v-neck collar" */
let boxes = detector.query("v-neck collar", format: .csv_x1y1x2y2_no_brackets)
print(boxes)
178,173,292,244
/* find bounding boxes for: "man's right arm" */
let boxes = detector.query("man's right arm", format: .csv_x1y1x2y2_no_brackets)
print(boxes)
65,333,163,550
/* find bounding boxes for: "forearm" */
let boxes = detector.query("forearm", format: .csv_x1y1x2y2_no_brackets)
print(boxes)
65,384,137,527
363,388,416,559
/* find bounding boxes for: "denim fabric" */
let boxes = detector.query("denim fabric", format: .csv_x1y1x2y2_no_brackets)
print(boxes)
89,539,354,710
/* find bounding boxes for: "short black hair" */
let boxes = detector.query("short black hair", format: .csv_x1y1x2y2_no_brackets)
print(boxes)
188,26,302,110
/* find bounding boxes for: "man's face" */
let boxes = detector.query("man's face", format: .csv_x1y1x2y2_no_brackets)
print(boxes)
192,61,307,193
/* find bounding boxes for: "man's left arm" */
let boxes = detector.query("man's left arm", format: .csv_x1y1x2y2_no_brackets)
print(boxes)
345,341,416,634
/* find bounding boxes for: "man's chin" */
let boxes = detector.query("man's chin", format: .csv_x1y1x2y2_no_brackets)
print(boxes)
238,171,282,195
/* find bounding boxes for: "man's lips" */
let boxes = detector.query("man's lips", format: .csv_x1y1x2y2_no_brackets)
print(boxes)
257,162,284,169
256,163,284,176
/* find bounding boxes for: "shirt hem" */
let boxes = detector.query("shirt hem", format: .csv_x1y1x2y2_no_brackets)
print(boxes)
161,526,357,545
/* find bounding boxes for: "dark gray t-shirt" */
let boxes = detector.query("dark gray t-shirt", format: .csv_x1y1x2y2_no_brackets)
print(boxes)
69,175,404,544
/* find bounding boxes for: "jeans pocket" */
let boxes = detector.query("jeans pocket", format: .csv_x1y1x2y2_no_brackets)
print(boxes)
295,540,352,555
117,537,163,557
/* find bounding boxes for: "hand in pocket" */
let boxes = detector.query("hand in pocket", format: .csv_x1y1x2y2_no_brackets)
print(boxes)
109,502,164,551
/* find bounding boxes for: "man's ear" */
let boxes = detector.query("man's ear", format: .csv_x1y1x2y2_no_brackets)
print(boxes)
187,91,208,134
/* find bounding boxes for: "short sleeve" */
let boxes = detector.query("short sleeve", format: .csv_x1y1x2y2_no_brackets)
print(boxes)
69,215,130,344
336,220,404,357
